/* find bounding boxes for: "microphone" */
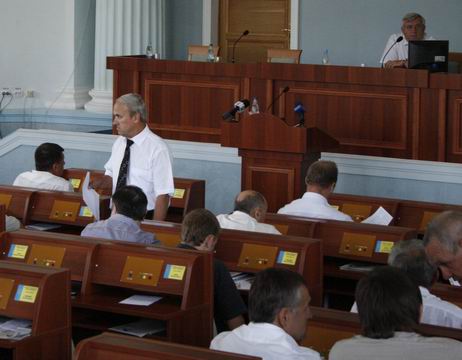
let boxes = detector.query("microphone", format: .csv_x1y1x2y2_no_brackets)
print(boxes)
381,35,404,68
293,101,305,127
266,86,290,112
231,30,250,64
222,99,250,121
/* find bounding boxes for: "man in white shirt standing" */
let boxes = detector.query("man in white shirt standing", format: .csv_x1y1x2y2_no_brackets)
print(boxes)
91,93,174,220
13,142,73,192
277,160,352,221
211,267,321,360
217,190,281,234
381,12,434,69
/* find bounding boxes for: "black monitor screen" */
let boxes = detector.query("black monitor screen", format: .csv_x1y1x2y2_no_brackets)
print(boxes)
408,40,449,73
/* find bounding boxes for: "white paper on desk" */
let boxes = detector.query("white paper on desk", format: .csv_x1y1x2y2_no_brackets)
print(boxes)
361,206,393,225
119,295,162,306
82,171,100,221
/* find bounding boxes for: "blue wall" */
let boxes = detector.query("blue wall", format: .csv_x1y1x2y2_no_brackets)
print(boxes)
299,0,462,67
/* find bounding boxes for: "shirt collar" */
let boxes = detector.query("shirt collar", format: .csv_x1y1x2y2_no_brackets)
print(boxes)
129,125,149,146
302,191,329,204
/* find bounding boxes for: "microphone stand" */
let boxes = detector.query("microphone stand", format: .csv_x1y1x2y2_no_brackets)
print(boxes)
231,30,249,64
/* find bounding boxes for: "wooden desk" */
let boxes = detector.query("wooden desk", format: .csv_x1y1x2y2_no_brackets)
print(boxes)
304,306,462,357
265,213,417,308
0,230,214,347
0,261,71,360
0,185,111,230
329,192,462,235
0,204,5,232
140,220,323,306
75,332,261,360
63,168,205,223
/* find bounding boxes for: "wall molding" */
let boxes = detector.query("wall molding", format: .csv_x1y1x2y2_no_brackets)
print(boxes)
322,152,462,184
0,129,240,164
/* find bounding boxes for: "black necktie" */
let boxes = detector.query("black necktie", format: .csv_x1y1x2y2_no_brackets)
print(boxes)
115,139,134,192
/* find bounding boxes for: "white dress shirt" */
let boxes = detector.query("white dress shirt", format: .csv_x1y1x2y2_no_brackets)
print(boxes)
104,126,174,211
329,331,462,360
277,192,352,222
351,286,462,329
217,211,281,235
210,322,321,360
13,170,73,192
380,33,434,64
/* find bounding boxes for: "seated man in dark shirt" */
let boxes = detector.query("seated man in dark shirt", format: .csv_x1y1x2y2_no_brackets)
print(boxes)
178,208,246,333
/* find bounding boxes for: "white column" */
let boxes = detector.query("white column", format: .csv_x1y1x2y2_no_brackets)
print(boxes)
85,0,165,114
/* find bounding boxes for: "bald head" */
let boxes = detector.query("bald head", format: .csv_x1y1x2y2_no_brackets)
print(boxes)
234,190,268,222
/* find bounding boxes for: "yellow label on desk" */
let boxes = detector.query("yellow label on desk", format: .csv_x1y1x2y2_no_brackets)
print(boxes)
277,251,298,266
375,240,394,254
15,285,38,303
164,265,186,280
8,244,28,259
70,178,81,189
173,188,185,199
79,206,93,217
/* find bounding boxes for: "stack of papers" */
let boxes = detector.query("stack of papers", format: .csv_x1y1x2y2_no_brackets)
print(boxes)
230,272,255,290
109,319,165,338
0,318,32,340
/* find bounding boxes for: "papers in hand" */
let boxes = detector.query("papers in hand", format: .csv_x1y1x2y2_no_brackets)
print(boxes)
119,295,162,306
109,319,165,338
361,206,393,226
82,171,100,221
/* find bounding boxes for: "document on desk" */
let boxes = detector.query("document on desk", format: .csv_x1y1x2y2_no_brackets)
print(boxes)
119,295,162,306
361,206,393,225
82,171,100,220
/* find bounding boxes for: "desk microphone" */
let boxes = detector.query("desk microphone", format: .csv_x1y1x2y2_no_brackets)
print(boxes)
293,101,305,127
381,35,403,68
266,86,290,112
222,99,250,121
231,30,250,64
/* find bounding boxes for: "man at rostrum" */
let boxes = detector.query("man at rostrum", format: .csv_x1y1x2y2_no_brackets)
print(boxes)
92,93,174,220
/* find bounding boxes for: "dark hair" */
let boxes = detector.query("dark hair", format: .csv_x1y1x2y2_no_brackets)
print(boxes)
112,185,147,221
249,267,307,323
305,160,338,188
181,208,220,246
34,143,64,171
356,266,422,339
234,190,266,214
423,210,462,254
388,239,436,288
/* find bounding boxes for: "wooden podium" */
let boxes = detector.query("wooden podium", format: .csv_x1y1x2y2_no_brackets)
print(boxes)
221,113,338,212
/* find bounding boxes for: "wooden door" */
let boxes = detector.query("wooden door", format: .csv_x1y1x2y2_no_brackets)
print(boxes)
219,0,291,63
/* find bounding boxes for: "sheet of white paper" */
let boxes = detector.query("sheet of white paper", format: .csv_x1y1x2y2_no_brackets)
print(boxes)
361,206,393,225
119,295,162,306
82,171,100,221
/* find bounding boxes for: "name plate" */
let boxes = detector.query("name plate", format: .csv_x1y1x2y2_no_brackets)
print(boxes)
276,251,298,266
15,284,38,303
121,256,163,287
8,244,29,259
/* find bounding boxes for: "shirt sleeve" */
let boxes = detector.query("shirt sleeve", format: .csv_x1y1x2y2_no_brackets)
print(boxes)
213,260,247,330
151,146,174,197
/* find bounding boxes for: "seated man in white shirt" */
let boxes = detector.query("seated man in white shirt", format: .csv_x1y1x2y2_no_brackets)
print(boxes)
330,267,462,360
381,12,434,69
351,239,462,329
13,142,73,192
277,160,352,221
211,267,321,360
217,190,281,234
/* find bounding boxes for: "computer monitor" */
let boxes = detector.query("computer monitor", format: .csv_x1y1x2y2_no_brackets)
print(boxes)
408,40,449,73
